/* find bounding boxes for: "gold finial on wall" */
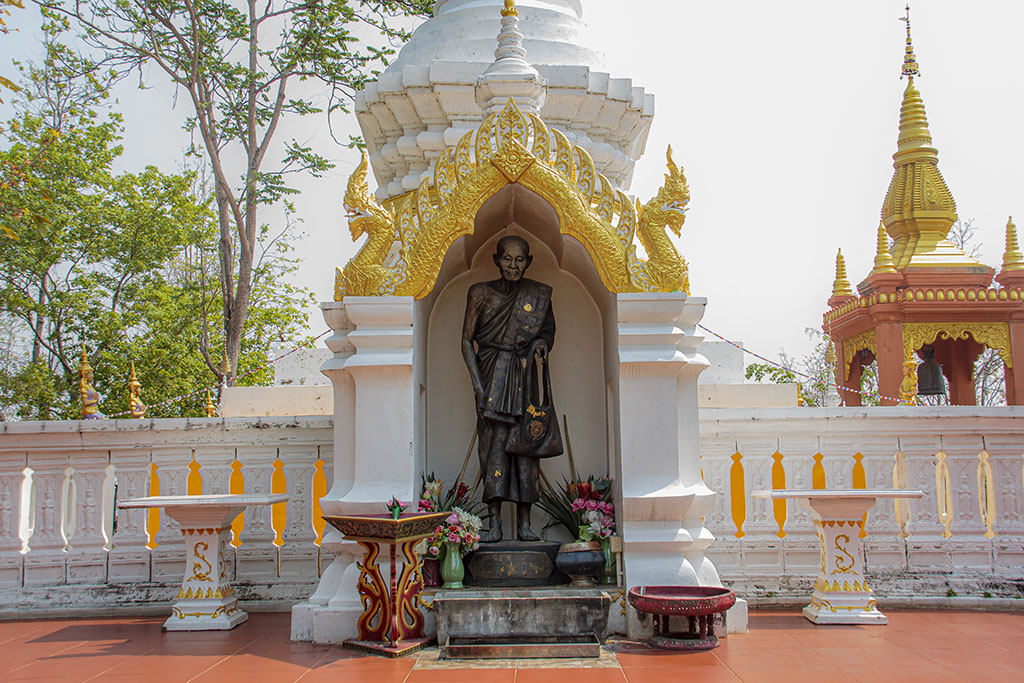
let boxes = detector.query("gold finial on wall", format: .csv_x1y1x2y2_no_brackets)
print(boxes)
501,0,518,17
205,389,217,418
128,361,147,418
870,223,898,275
1002,216,1024,271
79,343,104,419
832,249,854,298
899,4,919,79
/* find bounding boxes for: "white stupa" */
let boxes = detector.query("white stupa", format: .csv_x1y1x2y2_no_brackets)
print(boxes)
355,0,655,200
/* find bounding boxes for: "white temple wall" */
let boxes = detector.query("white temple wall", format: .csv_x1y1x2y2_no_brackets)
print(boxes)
3,409,1024,616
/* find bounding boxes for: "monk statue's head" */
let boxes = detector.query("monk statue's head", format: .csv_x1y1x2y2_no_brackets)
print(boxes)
494,235,532,282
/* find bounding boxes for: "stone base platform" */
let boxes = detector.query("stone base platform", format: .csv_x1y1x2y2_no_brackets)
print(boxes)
464,541,566,587
434,588,611,659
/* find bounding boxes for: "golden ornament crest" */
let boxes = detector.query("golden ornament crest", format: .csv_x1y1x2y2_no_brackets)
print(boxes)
335,98,690,300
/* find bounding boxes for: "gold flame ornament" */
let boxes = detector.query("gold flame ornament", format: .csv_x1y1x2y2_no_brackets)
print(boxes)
128,361,147,419
79,344,104,419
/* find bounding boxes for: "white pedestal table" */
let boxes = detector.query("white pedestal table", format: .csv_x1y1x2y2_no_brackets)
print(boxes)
751,489,923,625
119,494,287,630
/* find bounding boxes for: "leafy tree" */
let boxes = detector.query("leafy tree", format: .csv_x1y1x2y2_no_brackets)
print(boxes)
745,328,881,407
32,0,434,383
0,0,24,106
0,41,312,420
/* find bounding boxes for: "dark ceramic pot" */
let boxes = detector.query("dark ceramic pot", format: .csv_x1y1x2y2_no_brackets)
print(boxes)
555,540,604,588
421,557,441,587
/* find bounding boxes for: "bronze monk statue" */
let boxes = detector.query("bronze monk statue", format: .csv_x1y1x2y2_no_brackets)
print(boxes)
462,236,563,542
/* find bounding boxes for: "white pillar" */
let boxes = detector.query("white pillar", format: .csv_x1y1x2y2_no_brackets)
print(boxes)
292,296,417,643
616,293,722,637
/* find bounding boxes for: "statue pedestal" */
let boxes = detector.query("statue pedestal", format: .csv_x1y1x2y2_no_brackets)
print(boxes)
434,588,610,659
464,541,565,587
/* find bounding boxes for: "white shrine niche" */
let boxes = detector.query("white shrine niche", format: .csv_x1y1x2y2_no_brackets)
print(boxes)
418,185,615,536
294,182,728,642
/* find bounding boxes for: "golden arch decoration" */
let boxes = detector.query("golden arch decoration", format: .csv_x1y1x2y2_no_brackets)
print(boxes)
902,322,1012,369
335,99,690,300
842,329,877,381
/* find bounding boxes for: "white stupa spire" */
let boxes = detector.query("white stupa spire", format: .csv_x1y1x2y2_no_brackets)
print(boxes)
475,1,547,115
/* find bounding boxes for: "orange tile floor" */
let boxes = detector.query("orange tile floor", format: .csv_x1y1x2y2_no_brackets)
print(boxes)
1,609,1021,682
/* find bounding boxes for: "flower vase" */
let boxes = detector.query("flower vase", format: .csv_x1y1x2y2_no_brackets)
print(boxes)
441,540,464,589
600,536,616,585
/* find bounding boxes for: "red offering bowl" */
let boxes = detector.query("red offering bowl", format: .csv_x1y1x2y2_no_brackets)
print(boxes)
627,586,736,650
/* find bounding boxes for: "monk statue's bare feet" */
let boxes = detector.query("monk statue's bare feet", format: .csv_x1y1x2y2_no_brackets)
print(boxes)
479,525,502,543
480,501,503,543
516,503,539,541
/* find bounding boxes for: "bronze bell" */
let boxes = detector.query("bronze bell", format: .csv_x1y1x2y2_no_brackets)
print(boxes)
917,345,946,396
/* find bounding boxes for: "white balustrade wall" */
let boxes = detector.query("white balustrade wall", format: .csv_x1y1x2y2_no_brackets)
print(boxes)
0,417,333,615
2,408,1023,615
702,407,1024,605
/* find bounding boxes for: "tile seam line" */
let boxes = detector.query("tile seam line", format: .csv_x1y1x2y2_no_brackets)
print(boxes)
180,635,262,683
0,625,47,647
4,639,88,676
291,649,338,682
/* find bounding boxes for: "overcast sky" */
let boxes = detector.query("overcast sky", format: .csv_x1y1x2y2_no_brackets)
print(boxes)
5,2,1023,368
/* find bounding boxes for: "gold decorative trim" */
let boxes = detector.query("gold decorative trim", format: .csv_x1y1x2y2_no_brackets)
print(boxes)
902,322,1012,368
842,329,877,381
335,99,690,299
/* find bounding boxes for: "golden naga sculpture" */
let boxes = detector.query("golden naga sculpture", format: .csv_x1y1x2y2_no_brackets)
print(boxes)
128,361,146,419
335,98,690,300
634,146,690,293
79,344,104,419
336,152,400,298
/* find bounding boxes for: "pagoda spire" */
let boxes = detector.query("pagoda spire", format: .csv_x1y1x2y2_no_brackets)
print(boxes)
900,5,920,80
1001,217,1024,271
870,223,898,276
832,249,853,298
475,0,547,115
880,5,984,274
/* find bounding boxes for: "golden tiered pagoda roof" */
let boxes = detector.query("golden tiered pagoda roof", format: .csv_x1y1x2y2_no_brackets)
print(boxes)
879,12,987,275
823,6,1024,387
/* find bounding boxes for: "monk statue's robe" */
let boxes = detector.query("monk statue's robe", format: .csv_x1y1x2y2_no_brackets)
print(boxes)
465,277,559,505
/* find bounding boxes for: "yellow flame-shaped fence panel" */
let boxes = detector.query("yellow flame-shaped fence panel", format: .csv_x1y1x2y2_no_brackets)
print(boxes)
146,462,160,550
977,450,996,539
770,451,786,538
892,451,910,538
312,452,328,547
229,458,245,547
811,453,826,490
934,451,953,538
852,453,868,538
729,452,745,538
271,455,287,548
186,452,202,496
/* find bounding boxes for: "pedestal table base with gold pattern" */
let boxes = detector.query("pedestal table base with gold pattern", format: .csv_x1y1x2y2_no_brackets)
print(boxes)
752,490,923,625
119,494,287,630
